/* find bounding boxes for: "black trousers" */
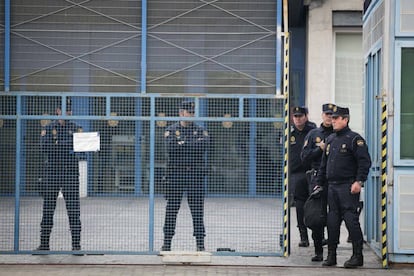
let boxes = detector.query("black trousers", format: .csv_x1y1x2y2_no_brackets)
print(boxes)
164,170,205,239
40,170,81,235
291,172,309,231
327,183,363,246
308,172,327,252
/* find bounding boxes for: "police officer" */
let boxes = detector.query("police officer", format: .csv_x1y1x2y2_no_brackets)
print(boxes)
316,106,371,268
37,107,83,253
162,101,211,251
290,106,316,247
301,103,335,261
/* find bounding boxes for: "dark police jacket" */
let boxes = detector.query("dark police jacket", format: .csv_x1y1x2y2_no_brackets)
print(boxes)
289,121,316,174
317,126,371,185
301,124,334,170
164,122,210,173
41,120,83,171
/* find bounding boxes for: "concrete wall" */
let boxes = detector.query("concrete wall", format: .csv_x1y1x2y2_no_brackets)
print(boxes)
305,0,363,123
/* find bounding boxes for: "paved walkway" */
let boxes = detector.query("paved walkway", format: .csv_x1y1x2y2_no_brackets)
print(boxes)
1,202,413,275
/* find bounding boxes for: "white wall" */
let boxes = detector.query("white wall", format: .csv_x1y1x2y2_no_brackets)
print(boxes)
306,0,364,124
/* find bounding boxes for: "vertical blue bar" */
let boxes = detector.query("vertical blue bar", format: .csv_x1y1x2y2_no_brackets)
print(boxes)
198,98,208,194
71,97,91,194
134,98,142,196
148,97,155,251
4,0,10,91
141,0,147,93
238,97,244,118
276,0,282,95
249,98,257,196
14,96,22,251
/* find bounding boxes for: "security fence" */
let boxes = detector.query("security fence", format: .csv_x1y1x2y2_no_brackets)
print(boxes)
0,93,286,255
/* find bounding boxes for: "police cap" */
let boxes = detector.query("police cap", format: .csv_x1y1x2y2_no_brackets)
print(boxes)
332,106,349,118
322,103,335,114
292,106,308,116
179,101,195,112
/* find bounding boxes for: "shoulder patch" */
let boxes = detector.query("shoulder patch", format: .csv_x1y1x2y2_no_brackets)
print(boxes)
357,139,365,146
164,130,170,137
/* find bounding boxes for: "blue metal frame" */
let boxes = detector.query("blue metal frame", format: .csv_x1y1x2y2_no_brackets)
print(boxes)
0,0,284,255
276,0,282,95
394,0,414,38
364,47,382,255
4,0,10,92
141,0,147,93
393,168,414,255
1,92,285,255
394,40,414,166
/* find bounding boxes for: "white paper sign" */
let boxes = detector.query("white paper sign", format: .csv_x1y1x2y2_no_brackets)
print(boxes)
73,132,100,152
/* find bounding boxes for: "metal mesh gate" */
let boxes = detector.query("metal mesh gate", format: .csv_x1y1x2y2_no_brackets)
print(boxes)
0,94,285,255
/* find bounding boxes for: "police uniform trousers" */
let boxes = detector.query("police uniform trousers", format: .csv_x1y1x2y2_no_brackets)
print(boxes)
164,168,205,240
41,165,81,241
291,171,309,232
327,182,363,246
309,173,327,253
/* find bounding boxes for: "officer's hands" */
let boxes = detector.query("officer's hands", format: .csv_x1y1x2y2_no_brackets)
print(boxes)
177,140,185,145
317,141,325,150
351,181,362,194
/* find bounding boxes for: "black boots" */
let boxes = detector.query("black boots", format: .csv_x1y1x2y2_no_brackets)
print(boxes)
311,240,323,262
344,241,364,268
298,229,309,247
36,231,50,251
196,237,205,251
72,230,81,251
322,245,337,266
161,237,205,251
161,238,172,251
311,251,323,262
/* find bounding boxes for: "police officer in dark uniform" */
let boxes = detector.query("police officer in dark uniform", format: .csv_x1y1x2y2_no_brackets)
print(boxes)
316,106,371,268
162,101,211,251
301,103,335,261
37,107,83,252
290,106,316,247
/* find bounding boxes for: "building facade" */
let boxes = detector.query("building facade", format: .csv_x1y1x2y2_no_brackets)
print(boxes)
364,0,414,263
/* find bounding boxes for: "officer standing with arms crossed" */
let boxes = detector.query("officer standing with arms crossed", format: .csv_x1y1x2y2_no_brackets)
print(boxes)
162,101,211,251
301,103,335,261
316,106,371,268
37,107,83,253
290,106,316,247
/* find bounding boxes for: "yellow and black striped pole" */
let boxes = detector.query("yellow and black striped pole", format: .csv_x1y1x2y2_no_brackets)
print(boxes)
381,98,388,268
282,0,290,257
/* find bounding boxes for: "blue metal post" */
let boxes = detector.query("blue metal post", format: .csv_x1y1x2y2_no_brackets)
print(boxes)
141,0,147,93
148,97,155,251
249,98,257,196
4,0,11,91
14,96,22,251
134,98,143,196
276,0,282,95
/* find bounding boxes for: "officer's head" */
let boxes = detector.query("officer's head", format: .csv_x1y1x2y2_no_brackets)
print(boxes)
321,103,335,127
331,106,350,131
56,107,72,125
179,101,195,126
291,106,308,129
